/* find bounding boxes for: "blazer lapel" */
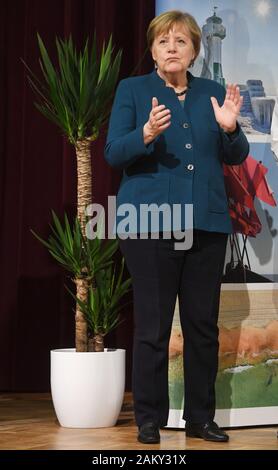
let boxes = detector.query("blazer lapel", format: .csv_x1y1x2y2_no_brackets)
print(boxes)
148,69,196,124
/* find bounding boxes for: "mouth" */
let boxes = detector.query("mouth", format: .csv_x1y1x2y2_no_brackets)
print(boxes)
167,58,179,61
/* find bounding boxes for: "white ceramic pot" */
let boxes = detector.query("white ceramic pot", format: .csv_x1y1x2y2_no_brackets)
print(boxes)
50,348,125,428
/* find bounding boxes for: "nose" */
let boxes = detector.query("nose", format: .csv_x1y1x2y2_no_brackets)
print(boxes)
167,37,177,53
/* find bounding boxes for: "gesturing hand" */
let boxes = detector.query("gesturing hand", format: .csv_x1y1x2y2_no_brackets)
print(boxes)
211,84,243,133
143,97,171,145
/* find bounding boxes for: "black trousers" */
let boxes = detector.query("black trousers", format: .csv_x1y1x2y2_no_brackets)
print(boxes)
118,229,228,427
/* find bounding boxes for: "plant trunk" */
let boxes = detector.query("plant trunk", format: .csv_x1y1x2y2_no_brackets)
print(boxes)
75,277,89,352
92,333,105,352
88,336,95,352
74,138,93,352
75,138,93,236
87,280,97,352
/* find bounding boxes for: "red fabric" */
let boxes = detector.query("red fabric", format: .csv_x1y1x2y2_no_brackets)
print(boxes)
256,175,276,206
223,164,254,209
223,155,276,236
228,203,262,237
238,155,276,206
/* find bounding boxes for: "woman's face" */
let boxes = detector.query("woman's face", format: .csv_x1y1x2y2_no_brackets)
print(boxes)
151,23,195,75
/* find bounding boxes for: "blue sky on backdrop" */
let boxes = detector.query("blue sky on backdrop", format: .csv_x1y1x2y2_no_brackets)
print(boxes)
156,0,278,95
156,1,278,277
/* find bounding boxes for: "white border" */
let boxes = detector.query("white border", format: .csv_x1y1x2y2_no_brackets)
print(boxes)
221,282,278,290
168,283,278,428
166,407,278,429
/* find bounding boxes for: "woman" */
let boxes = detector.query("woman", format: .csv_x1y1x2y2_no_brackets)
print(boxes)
105,10,249,444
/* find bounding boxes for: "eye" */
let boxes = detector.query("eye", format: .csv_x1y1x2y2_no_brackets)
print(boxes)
178,39,185,43
159,39,166,43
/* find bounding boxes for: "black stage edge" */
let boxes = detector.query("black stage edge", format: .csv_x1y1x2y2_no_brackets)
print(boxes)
0,449,277,466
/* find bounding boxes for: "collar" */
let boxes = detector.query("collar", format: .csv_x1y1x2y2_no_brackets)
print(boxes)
150,68,195,90
148,68,196,122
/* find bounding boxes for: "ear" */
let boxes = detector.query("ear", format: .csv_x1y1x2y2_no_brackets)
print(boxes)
151,48,156,62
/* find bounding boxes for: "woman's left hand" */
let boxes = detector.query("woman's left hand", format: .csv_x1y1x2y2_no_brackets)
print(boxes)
210,84,243,133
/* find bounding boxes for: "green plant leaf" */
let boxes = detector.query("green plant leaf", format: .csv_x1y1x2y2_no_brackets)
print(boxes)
23,33,122,143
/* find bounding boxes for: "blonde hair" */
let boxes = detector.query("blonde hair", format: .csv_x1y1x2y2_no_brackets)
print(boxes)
147,10,201,60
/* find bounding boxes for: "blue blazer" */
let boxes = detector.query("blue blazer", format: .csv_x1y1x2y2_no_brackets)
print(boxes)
104,69,249,234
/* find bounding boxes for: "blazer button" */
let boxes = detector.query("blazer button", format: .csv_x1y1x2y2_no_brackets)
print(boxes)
187,164,194,171
185,143,192,149
183,122,189,128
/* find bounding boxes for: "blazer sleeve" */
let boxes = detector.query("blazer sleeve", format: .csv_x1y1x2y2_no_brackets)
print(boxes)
104,79,157,169
218,86,250,166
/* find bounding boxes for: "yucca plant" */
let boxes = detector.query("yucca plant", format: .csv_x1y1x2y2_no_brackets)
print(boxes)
31,211,131,352
67,260,132,352
31,211,119,280
24,33,122,351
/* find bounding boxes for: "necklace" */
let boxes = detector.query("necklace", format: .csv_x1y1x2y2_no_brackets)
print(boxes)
175,88,188,96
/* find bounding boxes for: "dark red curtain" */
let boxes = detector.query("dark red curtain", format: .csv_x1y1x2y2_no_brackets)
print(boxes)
0,0,155,391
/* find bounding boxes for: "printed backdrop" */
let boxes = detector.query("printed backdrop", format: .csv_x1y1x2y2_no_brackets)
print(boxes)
156,0,278,426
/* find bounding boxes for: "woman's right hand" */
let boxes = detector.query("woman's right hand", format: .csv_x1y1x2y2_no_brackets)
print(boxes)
143,97,171,145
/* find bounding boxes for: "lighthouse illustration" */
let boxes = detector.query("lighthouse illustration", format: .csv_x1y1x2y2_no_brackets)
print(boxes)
201,6,226,86
199,5,274,135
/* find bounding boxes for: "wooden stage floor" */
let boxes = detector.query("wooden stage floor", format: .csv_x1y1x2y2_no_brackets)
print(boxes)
0,393,277,450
